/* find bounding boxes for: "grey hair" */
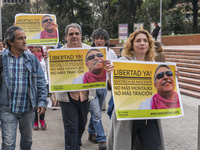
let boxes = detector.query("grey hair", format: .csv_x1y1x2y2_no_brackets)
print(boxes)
154,64,171,82
4,26,23,48
65,23,82,35
41,15,53,25
85,48,101,62
91,28,109,46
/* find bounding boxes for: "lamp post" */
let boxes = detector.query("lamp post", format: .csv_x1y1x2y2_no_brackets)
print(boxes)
160,0,162,44
37,0,38,13
0,1,2,39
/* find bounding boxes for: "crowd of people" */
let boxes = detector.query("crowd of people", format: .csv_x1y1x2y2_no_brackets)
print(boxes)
0,20,175,150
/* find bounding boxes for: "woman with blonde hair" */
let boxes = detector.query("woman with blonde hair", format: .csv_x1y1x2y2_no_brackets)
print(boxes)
106,29,166,150
154,41,166,62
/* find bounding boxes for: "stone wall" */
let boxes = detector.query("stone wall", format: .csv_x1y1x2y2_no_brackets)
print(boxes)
110,34,200,46
161,34,200,46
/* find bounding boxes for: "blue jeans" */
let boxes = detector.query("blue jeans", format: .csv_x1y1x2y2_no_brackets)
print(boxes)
0,108,34,150
88,89,107,143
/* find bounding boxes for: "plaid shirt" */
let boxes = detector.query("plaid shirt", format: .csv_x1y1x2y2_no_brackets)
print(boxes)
9,51,31,114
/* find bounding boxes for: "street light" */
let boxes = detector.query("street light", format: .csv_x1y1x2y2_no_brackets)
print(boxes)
160,0,162,43
0,1,2,39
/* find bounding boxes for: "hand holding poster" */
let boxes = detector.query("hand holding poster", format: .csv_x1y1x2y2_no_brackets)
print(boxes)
111,60,183,120
48,47,107,92
15,13,59,46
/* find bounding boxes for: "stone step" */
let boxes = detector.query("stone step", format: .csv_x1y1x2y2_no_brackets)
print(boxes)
166,58,200,64
178,81,200,92
175,62,200,69
164,49,200,53
178,76,200,85
177,66,200,74
165,52,200,56
179,88,200,98
165,55,200,60
179,71,200,79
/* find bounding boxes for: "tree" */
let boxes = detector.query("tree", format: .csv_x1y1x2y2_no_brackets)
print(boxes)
2,3,31,38
192,0,198,33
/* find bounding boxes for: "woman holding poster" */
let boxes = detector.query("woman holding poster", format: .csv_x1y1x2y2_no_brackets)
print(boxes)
106,29,166,150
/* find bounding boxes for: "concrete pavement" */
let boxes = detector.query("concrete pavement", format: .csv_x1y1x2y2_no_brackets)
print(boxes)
0,91,199,150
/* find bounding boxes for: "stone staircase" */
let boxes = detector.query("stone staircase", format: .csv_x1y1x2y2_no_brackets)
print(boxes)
164,48,200,98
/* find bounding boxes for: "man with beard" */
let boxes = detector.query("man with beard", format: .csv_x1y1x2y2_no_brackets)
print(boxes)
72,49,106,84
139,64,180,109
32,15,57,39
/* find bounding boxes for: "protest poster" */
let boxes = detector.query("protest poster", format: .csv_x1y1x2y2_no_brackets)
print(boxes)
111,60,184,120
15,13,59,46
48,47,107,92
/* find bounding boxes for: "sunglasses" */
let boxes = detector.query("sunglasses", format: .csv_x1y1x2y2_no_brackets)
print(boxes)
155,71,173,81
42,18,54,24
68,32,80,36
86,53,104,62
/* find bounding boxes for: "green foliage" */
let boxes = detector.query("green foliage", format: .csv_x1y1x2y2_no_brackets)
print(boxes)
83,40,91,46
136,0,173,33
2,3,31,38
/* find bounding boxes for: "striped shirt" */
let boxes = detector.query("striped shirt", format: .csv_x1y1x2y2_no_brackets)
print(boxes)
9,51,31,114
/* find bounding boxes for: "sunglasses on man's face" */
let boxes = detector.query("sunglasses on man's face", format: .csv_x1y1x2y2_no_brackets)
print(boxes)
68,32,80,36
155,71,173,80
42,18,54,24
86,53,104,62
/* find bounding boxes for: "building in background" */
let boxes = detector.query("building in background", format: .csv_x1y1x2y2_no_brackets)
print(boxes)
1,0,40,6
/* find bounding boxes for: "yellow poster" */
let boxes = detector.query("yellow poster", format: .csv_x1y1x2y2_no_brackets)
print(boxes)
111,60,184,120
48,47,107,92
15,13,59,45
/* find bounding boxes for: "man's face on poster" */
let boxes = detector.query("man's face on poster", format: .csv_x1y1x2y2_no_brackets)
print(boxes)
85,50,105,73
154,67,175,96
42,16,55,33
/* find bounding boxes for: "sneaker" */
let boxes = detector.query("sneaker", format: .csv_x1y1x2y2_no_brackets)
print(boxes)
98,141,107,150
33,121,39,130
40,120,47,130
88,134,98,144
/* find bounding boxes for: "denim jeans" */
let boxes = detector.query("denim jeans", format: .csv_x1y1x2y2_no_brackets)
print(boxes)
0,108,34,150
88,89,107,143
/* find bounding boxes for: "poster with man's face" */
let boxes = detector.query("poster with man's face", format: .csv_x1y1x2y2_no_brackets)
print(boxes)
15,13,59,46
48,47,107,92
111,60,184,120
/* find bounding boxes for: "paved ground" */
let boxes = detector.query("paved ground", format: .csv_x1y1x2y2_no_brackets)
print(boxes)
0,44,199,150
0,91,199,150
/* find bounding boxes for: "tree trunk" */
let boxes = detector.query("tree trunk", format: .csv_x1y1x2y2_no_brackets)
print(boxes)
71,8,75,22
192,0,198,33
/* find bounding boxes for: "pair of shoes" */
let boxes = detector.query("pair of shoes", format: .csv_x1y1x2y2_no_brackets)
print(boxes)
40,120,47,130
88,134,98,144
33,121,39,130
98,141,107,150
